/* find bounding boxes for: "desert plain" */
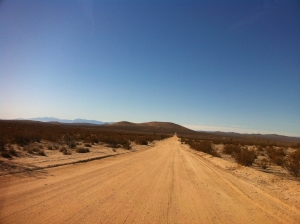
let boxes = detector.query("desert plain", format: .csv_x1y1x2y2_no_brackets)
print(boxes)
0,134,299,223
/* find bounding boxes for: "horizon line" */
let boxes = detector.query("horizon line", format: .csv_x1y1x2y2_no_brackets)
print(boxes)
1,117,299,138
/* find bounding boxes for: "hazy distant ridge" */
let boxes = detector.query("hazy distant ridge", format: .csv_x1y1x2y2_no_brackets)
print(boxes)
26,117,112,125
209,131,300,143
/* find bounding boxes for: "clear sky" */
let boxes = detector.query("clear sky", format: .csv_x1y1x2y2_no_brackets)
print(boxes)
1,0,299,136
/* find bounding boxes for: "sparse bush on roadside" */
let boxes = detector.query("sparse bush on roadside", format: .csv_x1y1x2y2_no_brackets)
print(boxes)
8,148,17,156
23,145,46,156
123,142,131,150
223,144,241,155
0,143,18,158
1,150,12,158
35,148,46,156
7,144,18,156
185,139,220,157
84,143,92,147
92,139,99,144
48,143,60,150
59,146,72,155
135,138,148,145
66,140,76,149
258,158,271,169
284,150,300,178
75,147,90,153
1,142,11,158
273,156,285,166
0,141,16,159
62,135,77,149
47,144,53,150
53,143,59,150
266,146,286,166
232,148,257,166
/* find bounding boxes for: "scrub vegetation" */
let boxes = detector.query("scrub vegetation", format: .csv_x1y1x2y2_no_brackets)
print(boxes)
0,120,168,158
1,120,300,179
180,136,300,179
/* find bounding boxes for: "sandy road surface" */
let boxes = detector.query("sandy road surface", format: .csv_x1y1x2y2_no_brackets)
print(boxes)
0,136,299,224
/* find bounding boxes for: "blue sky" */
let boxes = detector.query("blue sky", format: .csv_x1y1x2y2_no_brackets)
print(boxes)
1,0,299,136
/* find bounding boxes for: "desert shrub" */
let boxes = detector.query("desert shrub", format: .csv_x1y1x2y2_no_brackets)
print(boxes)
186,140,220,157
48,143,60,150
284,150,300,178
76,147,90,153
258,158,271,169
123,142,131,150
273,156,285,166
59,146,71,155
7,145,18,156
68,141,77,148
37,149,46,156
84,143,92,147
47,144,53,150
1,150,12,158
232,148,257,166
62,135,77,148
23,145,33,153
1,144,11,158
53,143,59,150
223,144,241,155
24,145,46,156
92,139,99,144
266,147,286,166
101,136,122,148
59,146,65,152
276,148,286,156
135,137,148,145
8,147,17,156
210,149,221,157
0,144,17,157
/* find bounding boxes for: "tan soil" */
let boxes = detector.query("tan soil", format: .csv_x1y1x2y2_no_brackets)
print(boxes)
0,136,299,223
0,142,149,175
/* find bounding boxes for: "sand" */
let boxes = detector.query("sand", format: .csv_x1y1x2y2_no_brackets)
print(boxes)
0,136,299,223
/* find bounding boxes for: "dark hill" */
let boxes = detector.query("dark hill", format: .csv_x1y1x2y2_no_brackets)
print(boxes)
109,121,137,126
107,121,197,135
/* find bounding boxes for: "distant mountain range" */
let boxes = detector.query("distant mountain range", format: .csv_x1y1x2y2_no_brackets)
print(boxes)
21,117,113,125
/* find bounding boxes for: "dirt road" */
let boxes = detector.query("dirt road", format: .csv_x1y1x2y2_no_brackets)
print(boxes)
0,136,299,223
